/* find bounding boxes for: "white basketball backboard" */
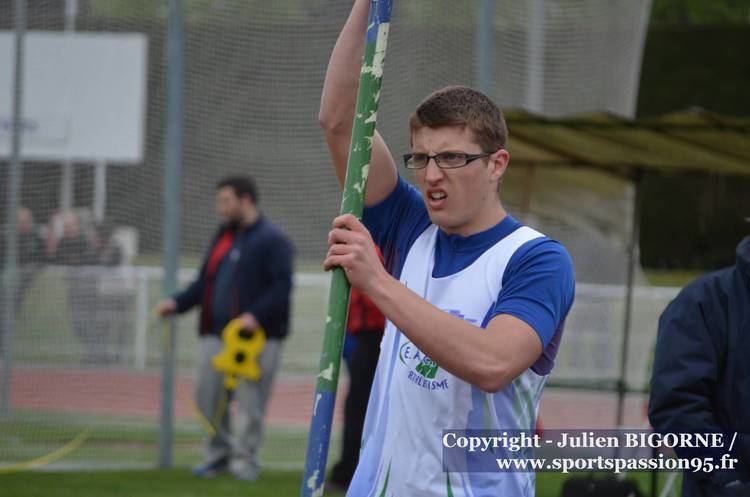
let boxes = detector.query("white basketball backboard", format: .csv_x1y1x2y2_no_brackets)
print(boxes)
0,31,148,163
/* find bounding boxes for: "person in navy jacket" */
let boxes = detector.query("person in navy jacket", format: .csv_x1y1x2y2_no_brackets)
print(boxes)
157,175,293,481
649,236,749,497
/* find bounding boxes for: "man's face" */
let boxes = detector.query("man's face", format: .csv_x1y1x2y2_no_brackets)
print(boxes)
216,187,245,225
62,213,80,239
412,126,508,236
17,208,33,233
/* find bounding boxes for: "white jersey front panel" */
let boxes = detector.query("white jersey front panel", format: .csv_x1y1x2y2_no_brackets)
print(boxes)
349,224,549,497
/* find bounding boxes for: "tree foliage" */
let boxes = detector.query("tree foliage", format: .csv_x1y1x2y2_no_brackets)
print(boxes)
651,0,750,25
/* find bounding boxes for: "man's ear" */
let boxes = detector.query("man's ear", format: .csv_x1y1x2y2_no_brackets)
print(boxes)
489,149,509,182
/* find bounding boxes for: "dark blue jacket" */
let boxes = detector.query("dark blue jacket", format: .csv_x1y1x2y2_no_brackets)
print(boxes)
649,237,750,497
173,216,294,339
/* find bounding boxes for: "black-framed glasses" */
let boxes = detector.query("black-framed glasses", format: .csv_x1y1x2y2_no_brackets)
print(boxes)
402,151,494,170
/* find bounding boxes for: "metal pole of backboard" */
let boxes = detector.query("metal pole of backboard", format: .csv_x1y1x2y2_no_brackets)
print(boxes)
59,0,77,213
1,0,27,417
159,0,185,469
477,0,495,96
526,0,545,113
93,159,107,223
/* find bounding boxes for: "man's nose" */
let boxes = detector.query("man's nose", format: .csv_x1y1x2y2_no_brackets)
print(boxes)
424,157,444,182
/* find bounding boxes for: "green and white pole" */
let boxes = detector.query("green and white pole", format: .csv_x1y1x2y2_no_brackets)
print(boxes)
301,1,393,495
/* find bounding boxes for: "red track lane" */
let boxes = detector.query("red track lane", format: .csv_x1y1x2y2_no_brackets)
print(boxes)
6,367,647,429
7,367,343,428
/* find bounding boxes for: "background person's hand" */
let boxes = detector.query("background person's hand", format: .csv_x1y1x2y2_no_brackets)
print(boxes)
155,298,177,318
238,312,259,332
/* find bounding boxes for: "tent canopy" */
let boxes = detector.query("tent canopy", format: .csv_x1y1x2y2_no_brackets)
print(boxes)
502,109,750,404
505,109,750,178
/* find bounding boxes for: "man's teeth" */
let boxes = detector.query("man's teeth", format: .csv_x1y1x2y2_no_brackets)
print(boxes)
430,192,446,200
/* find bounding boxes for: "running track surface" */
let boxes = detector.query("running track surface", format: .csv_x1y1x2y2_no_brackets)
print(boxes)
6,367,649,429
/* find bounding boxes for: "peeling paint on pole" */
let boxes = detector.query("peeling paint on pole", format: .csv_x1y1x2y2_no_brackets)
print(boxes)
300,1,393,496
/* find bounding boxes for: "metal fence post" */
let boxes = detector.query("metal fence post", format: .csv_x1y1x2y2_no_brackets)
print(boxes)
159,0,185,468
1,0,27,418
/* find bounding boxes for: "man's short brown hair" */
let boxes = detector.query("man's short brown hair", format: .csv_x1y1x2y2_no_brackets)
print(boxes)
408,86,508,152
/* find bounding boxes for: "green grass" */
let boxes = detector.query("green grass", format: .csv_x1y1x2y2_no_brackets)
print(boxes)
0,469,315,497
0,412,333,471
0,469,680,497
644,269,703,287
0,411,681,495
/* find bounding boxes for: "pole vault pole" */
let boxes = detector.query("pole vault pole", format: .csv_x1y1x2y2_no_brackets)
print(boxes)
300,1,393,495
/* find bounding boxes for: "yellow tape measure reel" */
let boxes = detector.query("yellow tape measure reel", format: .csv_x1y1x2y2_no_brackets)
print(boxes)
212,318,266,390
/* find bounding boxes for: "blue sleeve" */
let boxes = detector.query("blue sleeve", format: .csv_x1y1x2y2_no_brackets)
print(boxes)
362,176,431,278
491,238,575,348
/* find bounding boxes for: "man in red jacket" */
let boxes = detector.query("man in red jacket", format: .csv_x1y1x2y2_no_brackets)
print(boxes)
156,175,293,481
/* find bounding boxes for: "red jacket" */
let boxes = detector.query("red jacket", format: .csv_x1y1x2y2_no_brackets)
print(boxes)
346,247,385,335
347,287,385,335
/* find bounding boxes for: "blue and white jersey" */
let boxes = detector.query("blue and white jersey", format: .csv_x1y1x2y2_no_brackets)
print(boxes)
347,177,575,497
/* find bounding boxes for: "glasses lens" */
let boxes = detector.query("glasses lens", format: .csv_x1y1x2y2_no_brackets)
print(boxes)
437,152,467,168
408,153,429,169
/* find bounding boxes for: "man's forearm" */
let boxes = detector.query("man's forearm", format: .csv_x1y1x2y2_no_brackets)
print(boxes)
319,0,369,134
368,273,519,392
320,1,398,204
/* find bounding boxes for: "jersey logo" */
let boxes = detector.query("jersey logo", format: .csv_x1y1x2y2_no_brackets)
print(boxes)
415,356,439,379
396,308,480,391
399,340,448,391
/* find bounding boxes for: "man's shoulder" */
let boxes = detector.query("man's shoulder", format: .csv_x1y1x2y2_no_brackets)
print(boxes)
673,266,735,309
499,233,576,309
505,233,574,273
253,218,293,250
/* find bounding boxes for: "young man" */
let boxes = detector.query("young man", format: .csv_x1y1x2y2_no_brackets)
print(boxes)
319,2,575,496
156,175,293,481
